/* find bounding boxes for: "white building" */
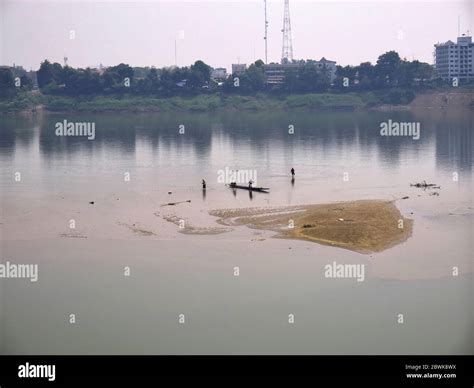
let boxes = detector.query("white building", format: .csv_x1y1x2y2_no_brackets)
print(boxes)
231,64,247,75
211,68,227,80
316,57,337,81
263,57,337,85
435,35,474,81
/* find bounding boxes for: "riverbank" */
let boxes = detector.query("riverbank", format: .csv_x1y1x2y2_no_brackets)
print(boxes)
2,89,472,115
0,93,365,114
210,200,413,254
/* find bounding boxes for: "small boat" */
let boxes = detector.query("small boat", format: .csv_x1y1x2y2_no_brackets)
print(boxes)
227,184,269,193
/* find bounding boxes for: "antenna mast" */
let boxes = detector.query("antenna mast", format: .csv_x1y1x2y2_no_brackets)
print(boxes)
281,0,293,64
264,0,268,64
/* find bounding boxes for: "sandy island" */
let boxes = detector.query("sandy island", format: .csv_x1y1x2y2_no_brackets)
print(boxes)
210,200,413,254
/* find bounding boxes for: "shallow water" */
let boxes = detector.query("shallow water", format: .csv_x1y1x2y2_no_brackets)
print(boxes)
0,109,472,354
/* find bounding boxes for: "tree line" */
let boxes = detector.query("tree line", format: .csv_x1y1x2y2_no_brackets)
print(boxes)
0,66,34,97
1,51,440,99
334,51,434,90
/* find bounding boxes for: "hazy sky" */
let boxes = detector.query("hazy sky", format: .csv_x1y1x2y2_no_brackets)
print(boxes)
1,0,472,71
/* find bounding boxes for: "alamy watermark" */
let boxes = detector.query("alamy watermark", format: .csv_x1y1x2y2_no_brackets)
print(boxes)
380,119,420,140
324,261,365,282
55,119,95,140
18,362,55,382
217,167,257,185
0,261,38,282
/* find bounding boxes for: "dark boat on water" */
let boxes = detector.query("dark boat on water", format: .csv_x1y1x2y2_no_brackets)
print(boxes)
227,183,269,193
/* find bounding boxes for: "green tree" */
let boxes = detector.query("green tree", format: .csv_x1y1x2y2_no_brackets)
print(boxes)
0,67,16,97
37,60,56,89
103,63,134,92
282,64,329,93
20,74,33,90
246,63,266,92
188,60,211,91
375,51,401,87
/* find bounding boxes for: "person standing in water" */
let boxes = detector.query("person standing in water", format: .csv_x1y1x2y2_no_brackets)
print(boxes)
291,168,295,177
202,179,206,189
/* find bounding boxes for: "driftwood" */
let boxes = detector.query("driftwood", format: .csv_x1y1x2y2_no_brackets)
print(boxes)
410,180,440,189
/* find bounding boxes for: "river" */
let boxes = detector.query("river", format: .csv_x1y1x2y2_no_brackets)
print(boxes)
0,108,472,354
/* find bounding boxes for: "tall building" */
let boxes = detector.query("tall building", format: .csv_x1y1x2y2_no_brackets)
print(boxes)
435,35,474,81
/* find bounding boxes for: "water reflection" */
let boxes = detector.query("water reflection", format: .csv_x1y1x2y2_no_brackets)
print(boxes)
0,110,472,177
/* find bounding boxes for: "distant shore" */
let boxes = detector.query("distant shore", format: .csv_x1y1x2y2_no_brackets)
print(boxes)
1,89,472,115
